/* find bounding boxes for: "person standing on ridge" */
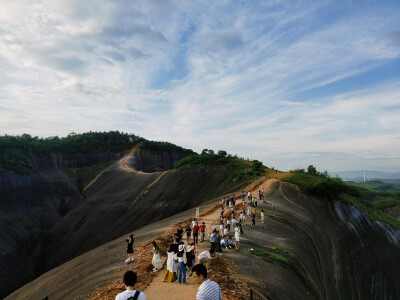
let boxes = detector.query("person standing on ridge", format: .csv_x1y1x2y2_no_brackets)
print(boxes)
151,241,163,272
200,221,207,243
162,245,177,283
126,234,134,264
193,221,199,244
175,244,187,284
185,224,192,243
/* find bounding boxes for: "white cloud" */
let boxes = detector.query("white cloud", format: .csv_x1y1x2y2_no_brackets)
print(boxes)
0,0,400,172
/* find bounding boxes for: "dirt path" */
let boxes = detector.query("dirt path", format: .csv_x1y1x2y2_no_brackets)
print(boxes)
91,176,276,300
143,208,222,299
143,178,274,299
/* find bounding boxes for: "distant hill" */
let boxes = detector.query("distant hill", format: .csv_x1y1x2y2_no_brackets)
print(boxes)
331,170,400,180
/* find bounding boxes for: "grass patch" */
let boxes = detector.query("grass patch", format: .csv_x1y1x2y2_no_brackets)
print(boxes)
174,153,266,183
282,169,360,200
274,247,289,254
372,199,400,210
250,248,291,266
341,194,400,230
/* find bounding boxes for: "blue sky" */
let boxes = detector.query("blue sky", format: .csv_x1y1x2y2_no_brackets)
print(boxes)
0,0,399,172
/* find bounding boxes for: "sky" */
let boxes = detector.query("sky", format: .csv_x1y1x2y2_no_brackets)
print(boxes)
0,0,400,173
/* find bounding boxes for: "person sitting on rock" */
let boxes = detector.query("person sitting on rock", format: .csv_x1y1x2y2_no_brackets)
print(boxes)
227,237,234,248
220,235,228,249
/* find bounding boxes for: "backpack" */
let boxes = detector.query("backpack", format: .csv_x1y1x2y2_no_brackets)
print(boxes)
127,291,141,300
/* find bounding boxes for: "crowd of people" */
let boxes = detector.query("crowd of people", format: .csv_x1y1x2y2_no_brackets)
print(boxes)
118,188,273,300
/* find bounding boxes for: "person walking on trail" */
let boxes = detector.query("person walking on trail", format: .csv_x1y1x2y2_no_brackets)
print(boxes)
115,271,146,300
175,244,187,284
248,191,251,201
238,220,244,234
231,217,237,228
198,250,212,271
200,222,207,242
176,225,184,243
254,197,258,208
261,210,265,224
163,245,177,283
196,206,200,217
193,221,199,244
193,264,222,300
186,224,192,243
234,225,240,250
240,211,246,225
215,231,222,255
246,205,250,216
125,234,134,264
210,230,217,253
251,215,256,227
151,241,163,272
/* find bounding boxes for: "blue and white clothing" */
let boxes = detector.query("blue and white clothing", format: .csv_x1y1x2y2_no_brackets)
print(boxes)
196,279,222,300
210,233,216,243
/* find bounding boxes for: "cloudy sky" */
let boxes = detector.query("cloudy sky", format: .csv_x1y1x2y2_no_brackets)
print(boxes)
1,0,399,172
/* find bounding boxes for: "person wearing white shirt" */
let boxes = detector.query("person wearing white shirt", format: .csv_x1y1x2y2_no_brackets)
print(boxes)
198,250,212,270
115,271,146,300
193,264,222,300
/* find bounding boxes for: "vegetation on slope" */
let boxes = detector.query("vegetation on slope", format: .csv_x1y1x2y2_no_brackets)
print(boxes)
0,131,193,174
283,165,400,229
250,248,291,266
174,149,266,182
282,165,360,199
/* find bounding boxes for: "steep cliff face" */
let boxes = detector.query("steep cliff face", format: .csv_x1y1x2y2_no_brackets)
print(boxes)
224,180,400,300
0,163,83,297
129,148,192,172
6,177,400,300
0,147,196,298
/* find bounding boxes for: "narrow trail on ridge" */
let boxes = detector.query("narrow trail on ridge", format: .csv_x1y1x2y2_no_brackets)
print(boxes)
142,177,275,299
143,209,222,299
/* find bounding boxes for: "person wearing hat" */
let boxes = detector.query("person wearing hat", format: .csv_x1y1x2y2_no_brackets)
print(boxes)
186,243,196,278
174,243,187,284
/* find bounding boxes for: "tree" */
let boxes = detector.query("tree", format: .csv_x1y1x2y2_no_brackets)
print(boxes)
307,165,317,175
252,160,263,171
217,150,227,157
201,149,208,155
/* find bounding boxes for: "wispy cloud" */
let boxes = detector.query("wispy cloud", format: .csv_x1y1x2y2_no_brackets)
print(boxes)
0,0,399,172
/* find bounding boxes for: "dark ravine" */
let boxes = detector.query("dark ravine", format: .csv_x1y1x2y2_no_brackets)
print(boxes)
0,146,196,298
5,177,400,300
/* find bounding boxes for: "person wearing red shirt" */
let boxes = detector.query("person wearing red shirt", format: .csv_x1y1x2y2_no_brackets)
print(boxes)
193,221,199,244
199,222,207,243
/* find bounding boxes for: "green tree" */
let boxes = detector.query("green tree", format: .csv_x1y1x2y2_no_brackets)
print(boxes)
307,165,317,175
217,150,227,157
252,160,264,171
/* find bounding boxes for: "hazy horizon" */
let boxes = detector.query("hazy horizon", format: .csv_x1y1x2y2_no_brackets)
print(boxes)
1,1,399,172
